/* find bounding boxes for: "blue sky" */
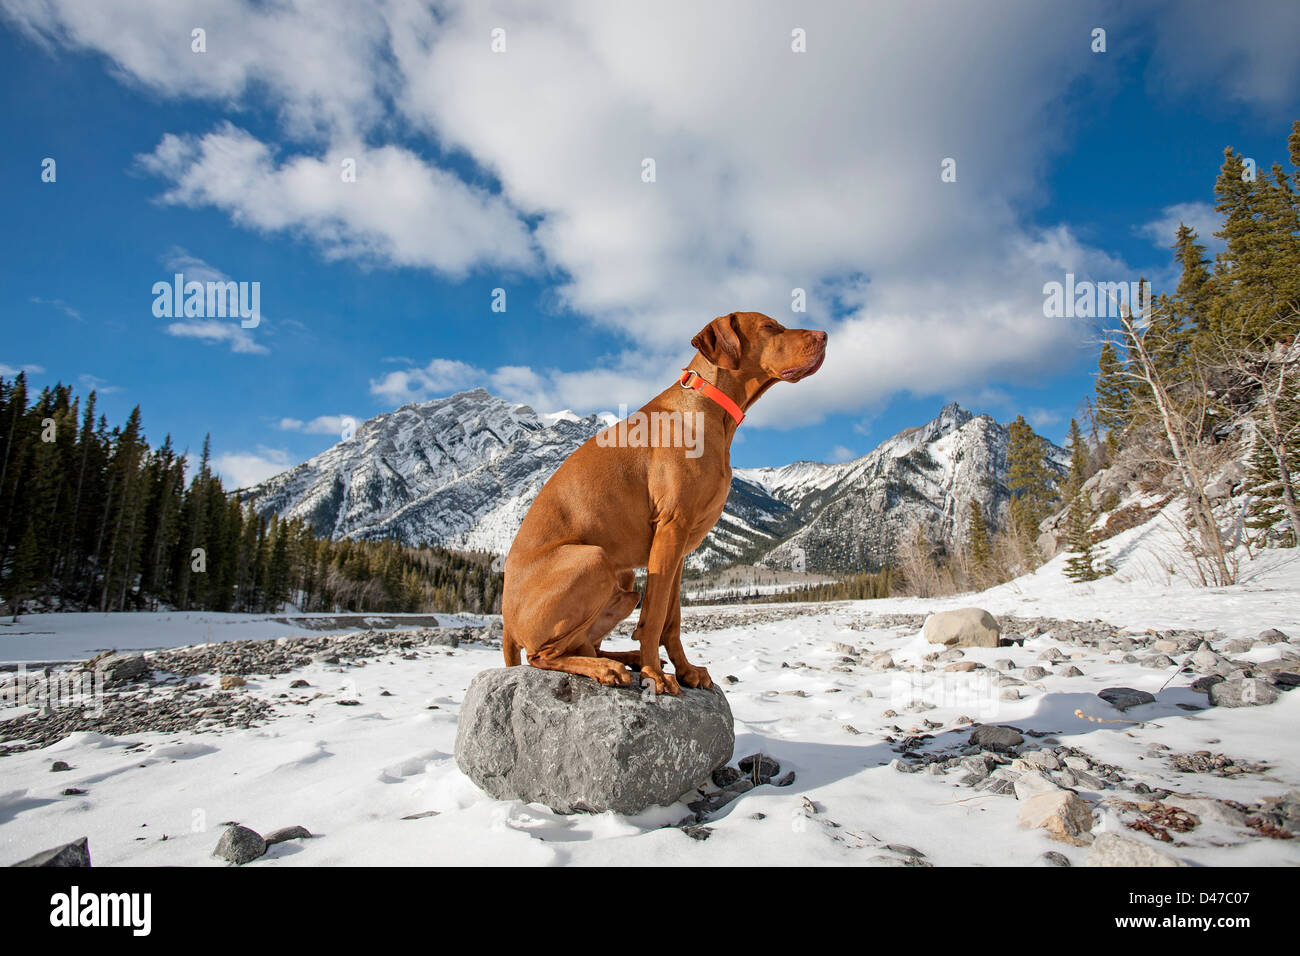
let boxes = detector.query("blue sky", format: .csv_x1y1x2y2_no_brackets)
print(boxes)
2,1,1298,486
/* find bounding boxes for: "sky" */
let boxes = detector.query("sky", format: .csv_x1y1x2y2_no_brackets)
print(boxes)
2,0,1299,487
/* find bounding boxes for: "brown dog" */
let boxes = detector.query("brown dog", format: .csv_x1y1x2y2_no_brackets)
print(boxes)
501,312,827,695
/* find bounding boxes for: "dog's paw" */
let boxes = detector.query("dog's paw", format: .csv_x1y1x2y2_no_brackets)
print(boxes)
676,664,713,689
598,664,633,686
640,666,681,696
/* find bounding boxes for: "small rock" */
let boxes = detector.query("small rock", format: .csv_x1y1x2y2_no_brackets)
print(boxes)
50,761,71,772
712,765,742,787
1098,687,1155,711
885,843,925,857
1160,795,1246,827
970,725,1023,751
1013,770,1062,801
1191,674,1225,694
213,825,267,865
738,754,780,783
1018,790,1095,845
1257,628,1289,644
1041,850,1072,866
289,679,311,689
220,675,247,690
1023,750,1061,771
264,825,312,845
1022,666,1049,680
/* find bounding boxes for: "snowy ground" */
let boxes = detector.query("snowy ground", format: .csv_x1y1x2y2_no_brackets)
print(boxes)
2,517,1299,866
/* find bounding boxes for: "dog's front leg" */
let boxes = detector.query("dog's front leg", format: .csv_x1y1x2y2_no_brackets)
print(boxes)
634,521,689,696
659,562,712,689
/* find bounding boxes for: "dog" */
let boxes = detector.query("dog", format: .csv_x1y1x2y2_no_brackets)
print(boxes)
501,311,827,695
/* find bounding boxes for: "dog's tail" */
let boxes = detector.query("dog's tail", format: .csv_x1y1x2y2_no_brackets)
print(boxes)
502,628,522,667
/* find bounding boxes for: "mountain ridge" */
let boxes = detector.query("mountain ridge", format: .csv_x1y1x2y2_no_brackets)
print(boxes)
240,390,1065,573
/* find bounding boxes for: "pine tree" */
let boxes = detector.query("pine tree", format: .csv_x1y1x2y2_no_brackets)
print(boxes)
5,522,40,621
966,499,991,584
1062,490,1104,582
1066,418,1088,496
1095,341,1130,448
1006,415,1059,541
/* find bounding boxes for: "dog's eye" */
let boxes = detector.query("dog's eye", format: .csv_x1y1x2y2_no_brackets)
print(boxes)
764,323,783,332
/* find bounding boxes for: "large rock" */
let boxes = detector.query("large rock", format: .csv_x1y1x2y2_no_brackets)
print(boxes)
455,666,734,814
86,652,149,683
1210,678,1280,708
1019,791,1095,846
923,608,1000,648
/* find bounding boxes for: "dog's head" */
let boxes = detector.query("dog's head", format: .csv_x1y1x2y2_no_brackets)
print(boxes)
691,311,827,383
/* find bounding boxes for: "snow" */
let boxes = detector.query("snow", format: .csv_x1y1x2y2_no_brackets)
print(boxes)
2,527,1298,866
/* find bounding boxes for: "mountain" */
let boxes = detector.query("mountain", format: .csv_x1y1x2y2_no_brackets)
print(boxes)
240,392,1064,573
734,403,1067,572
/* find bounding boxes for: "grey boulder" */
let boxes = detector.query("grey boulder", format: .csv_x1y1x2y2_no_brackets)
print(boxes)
1210,678,1279,708
1098,687,1155,711
213,825,267,865
455,666,734,814
923,608,1001,648
11,837,91,867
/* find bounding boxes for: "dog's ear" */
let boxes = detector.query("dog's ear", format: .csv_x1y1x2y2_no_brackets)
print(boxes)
691,313,742,370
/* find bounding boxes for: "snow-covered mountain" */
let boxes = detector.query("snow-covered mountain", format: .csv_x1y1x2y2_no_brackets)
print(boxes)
240,392,1064,573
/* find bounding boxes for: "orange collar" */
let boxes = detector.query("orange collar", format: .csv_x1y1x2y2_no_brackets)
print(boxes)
678,368,744,425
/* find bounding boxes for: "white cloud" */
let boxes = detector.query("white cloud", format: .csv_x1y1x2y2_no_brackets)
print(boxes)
0,363,44,377
78,373,121,395
1137,201,1225,252
165,319,267,355
139,124,537,277
157,248,269,354
213,445,291,489
30,297,82,321
12,0,1299,427
277,414,358,436
828,445,856,463
1026,408,1063,431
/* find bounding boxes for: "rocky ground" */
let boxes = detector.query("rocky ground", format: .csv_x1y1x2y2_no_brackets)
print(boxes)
2,607,1297,866
0,625,496,755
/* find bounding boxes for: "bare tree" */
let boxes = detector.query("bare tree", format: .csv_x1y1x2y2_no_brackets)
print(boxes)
1111,304,1236,586
894,521,947,598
